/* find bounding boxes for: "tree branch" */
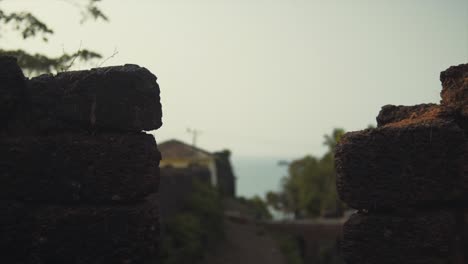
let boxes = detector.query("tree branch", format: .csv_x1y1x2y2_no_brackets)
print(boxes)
0,48,102,75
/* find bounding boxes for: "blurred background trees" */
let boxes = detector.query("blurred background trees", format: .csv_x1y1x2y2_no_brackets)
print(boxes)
267,128,346,219
0,0,107,75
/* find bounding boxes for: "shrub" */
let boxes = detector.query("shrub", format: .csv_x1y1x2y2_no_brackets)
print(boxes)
161,179,224,264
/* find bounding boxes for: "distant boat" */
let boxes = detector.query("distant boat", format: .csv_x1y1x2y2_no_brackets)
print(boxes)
277,160,289,166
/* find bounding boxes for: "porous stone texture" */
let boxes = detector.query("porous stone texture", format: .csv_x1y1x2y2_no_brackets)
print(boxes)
441,63,468,117
0,57,162,263
0,56,26,123
376,103,441,127
3,63,162,134
0,133,160,203
341,212,456,264
56,65,162,132
0,197,159,264
336,117,466,210
336,63,468,263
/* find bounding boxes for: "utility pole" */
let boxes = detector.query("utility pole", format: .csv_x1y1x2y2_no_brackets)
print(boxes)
186,128,202,147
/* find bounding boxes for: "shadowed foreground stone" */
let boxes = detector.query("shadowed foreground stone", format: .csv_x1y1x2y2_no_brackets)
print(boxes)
0,58,163,263
5,64,162,134
0,197,159,264
0,133,160,203
337,63,468,263
56,65,162,131
336,116,466,210
342,212,456,264
0,56,26,123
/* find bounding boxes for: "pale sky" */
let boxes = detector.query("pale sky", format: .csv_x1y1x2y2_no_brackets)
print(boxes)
3,0,468,159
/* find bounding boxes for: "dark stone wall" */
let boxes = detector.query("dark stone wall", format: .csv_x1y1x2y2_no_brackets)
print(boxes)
0,56,162,263
214,150,236,198
159,166,211,220
336,63,468,264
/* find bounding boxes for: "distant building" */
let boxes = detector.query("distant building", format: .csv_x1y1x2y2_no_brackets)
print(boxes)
159,166,211,218
212,149,236,198
158,139,236,197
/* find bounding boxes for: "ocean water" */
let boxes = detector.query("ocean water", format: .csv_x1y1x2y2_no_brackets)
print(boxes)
231,156,289,199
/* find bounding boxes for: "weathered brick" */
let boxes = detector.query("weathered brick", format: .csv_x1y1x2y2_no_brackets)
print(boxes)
0,133,160,203
0,200,35,263
440,63,468,117
376,104,443,127
336,118,466,210
341,212,456,264
55,65,162,132
0,197,159,264
5,64,162,134
0,56,26,124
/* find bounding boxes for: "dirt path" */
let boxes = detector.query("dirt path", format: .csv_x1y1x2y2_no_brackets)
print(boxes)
203,218,287,264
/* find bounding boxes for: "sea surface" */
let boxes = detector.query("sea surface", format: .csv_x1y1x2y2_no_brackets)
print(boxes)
231,156,289,199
